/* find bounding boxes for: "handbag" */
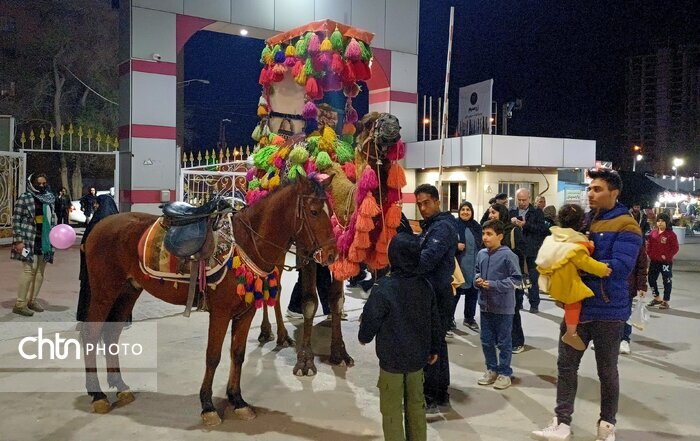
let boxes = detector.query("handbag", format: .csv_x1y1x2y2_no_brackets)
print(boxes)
277,117,295,139
629,297,650,331
451,257,465,296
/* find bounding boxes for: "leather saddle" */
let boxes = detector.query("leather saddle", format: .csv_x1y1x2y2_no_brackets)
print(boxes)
161,197,229,259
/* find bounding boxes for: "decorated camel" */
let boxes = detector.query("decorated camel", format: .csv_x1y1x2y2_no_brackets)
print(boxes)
245,20,408,375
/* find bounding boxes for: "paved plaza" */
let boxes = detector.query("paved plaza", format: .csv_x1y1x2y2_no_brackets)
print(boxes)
0,236,699,441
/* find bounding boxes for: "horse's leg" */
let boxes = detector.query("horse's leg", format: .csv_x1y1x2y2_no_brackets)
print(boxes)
104,283,142,407
257,303,274,344
293,262,319,376
328,279,354,366
226,305,257,420
199,302,231,426
273,286,294,348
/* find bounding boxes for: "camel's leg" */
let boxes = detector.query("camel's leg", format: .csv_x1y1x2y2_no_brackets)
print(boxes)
273,282,294,348
226,305,257,420
293,261,319,376
199,298,232,426
257,303,274,344
328,279,354,366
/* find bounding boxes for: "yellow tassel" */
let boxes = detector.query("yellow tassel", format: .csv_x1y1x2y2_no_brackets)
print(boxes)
277,146,290,159
260,174,269,189
233,256,242,269
268,174,280,189
319,126,336,152
245,292,254,304
294,69,307,86
285,44,296,57
257,105,268,118
320,37,333,52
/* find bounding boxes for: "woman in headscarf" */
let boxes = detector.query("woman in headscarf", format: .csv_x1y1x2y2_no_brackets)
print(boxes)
77,194,119,322
453,201,483,332
487,203,528,353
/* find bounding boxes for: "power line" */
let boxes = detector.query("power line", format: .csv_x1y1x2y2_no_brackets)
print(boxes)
61,65,118,105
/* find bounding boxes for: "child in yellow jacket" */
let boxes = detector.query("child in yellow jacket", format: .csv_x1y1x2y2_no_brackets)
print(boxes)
535,204,612,350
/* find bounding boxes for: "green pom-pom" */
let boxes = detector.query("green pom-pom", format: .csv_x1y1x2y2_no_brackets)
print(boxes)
248,178,261,190
330,27,344,51
335,140,355,164
260,46,271,64
287,164,306,180
315,151,332,170
289,145,309,165
307,135,320,151
359,41,372,61
272,44,282,58
342,134,355,145
253,145,278,170
304,58,316,76
295,38,308,58
304,32,314,44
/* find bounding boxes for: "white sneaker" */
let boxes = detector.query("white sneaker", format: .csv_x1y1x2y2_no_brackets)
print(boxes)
596,420,615,441
445,330,455,338
477,370,498,385
530,417,572,441
589,340,595,351
619,340,631,355
286,310,304,319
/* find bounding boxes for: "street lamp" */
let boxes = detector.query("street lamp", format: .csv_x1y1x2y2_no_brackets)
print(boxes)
218,118,231,150
672,157,684,192
177,79,210,87
633,153,643,172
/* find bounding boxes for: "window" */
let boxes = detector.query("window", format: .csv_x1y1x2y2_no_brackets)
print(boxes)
440,181,467,213
498,182,536,210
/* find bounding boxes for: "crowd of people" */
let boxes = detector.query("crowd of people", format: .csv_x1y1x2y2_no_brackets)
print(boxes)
358,169,682,441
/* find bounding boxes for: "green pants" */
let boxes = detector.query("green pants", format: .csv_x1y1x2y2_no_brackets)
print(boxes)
16,259,47,307
378,368,426,441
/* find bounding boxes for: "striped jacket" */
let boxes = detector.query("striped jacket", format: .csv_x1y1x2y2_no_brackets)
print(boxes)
11,191,55,263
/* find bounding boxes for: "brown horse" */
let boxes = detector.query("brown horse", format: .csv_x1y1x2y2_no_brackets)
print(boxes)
256,112,396,376
81,175,337,425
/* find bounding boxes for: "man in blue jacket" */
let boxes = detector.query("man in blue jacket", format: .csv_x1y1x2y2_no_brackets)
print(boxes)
414,183,458,413
532,168,642,441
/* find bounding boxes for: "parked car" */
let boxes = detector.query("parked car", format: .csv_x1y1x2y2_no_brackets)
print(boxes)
69,189,114,225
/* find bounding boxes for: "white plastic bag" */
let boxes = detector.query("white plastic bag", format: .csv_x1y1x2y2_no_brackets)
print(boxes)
629,297,650,331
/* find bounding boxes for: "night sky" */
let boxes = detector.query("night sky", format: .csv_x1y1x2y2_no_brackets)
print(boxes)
184,1,700,162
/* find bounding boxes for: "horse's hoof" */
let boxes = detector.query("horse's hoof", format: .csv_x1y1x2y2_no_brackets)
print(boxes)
233,406,256,420
92,398,111,414
257,333,274,344
201,411,222,426
276,336,295,348
116,390,135,405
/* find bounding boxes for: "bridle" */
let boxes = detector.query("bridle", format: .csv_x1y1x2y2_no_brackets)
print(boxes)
234,192,336,273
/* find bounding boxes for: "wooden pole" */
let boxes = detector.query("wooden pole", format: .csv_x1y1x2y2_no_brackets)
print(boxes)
437,6,455,202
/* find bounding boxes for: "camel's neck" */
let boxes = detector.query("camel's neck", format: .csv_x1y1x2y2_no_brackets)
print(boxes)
327,163,356,226
232,187,296,272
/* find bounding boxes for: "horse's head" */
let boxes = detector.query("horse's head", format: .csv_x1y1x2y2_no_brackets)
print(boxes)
292,174,338,266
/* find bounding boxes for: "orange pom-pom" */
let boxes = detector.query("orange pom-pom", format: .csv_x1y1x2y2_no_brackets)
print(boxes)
236,284,245,296
271,135,285,146
387,163,407,190
342,122,356,136
355,214,375,233
360,193,381,217
255,277,263,292
385,203,402,228
331,258,360,281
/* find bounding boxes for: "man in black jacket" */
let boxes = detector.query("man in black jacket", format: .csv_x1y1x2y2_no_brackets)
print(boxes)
414,183,458,412
509,188,548,313
359,233,440,439
480,192,508,224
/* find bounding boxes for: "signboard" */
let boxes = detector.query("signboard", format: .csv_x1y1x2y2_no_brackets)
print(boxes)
458,79,493,135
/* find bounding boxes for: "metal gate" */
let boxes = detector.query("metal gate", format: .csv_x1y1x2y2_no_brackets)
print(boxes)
178,160,249,206
0,151,26,245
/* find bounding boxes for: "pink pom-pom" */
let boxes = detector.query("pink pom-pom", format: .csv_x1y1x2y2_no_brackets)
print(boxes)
342,162,356,183
254,299,264,309
284,56,297,67
311,55,324,74
318,52,332,67
358,165,379,192
273,155,284,169
344,38,361,61
291,60,303,77
305,160,317,175
266,297,277,307
246,167,257,181
303,101,318,120
386,139,406,161
308,33,320,54
331,52,344,74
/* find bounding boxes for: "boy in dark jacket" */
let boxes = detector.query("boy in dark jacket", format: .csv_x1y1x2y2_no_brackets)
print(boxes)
475,219,522,390
359,233,441,439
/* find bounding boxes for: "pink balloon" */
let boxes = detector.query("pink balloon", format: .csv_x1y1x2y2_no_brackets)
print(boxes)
49,224,77,250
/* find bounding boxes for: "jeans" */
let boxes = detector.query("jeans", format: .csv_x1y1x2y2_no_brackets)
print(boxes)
287,263,331,315
555,320,624,426
424,337,449,405
16,259,47,307
525,255,540,308
512,289,525,348
648,261,673,301
480,312,513,377
622,323,632,342
454,286,479,323
378,368,426,441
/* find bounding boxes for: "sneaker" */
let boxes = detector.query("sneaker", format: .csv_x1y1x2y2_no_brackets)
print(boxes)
477,370,498,385
659,301,670,310
326,312,349,321
512,345,526,354
28,302,44,312
12,305,34,317
463,319,480,332
619,340,631,355
530,417,572,441
529,307,539,314
445,330,455,338
589,341,595,351
596,420,615,441
425,401,440,415
286,309,304,319
647,298,663,307
493,374,511,390
449,319,457,331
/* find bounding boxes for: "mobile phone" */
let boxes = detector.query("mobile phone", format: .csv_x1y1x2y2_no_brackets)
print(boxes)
21,248,30,258
516,216,523,221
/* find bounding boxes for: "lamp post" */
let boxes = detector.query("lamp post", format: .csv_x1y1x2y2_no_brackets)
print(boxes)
633,154,643,172
177,79,210,87
672,157,684,192
218,118,231,150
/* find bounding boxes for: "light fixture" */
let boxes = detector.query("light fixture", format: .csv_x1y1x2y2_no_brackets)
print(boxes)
423,118,430,124
239,28,248,36
673,157,684,168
